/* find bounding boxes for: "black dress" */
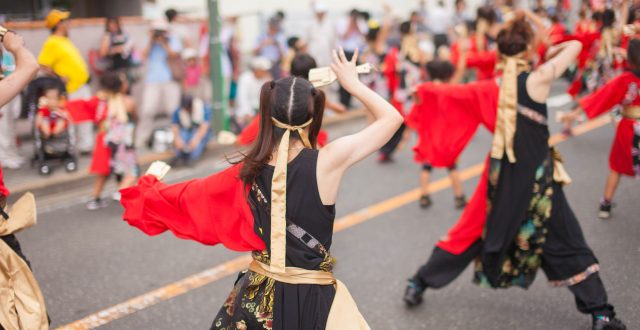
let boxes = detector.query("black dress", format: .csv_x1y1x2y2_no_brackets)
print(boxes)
211,149,337,330
414,73,614,317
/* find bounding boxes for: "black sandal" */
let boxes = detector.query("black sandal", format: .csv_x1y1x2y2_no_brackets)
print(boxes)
419,195,432,209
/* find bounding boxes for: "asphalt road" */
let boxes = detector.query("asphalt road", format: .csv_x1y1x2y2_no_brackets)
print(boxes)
11,88,640,330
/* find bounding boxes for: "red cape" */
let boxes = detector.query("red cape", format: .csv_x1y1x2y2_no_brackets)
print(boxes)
120,164,265,252
408,80,498,167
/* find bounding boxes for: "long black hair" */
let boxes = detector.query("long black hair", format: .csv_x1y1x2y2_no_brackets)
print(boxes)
238,77,326,185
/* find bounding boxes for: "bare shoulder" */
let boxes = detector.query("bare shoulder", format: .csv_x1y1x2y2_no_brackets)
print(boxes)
123,95,137,112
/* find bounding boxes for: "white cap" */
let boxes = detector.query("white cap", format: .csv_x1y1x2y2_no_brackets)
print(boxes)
181,48,198,61
150,20,169,31
313,2,328,13
250,57,272,71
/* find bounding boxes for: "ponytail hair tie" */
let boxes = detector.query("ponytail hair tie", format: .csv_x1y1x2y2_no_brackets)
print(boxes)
270,81,276,88
310,87,317,96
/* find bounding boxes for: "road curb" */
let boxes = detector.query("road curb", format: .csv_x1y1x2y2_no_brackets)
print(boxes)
11,109,366,197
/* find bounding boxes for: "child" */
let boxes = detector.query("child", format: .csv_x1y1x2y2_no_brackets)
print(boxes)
181,48,205,99
407,43,469,209
66,72,139,210
563,38,640,219
35,86,70,139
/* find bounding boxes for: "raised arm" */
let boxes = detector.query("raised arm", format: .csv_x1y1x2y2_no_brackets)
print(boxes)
0,32,38,107
317,48,403,204
527,40,582,102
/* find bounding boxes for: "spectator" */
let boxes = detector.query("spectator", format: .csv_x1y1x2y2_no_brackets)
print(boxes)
281,36,307,75
253,17,287,79
165,8,192,48
234,57,272,129
181,48,205,99
336,9,367,108
38,9,93,154
136,20,182,148
454,0,473,27
427,0,454,53
99,17,134,73
171,95,211,166
0,47,24,169
306,1,335,67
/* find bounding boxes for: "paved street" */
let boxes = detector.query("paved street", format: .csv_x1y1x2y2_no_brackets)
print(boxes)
10,87,640,330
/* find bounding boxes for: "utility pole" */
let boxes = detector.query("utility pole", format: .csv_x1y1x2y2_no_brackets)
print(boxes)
207,0,227,132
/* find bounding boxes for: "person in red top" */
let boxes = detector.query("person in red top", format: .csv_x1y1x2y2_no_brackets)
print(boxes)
66,72,139,210
403,14,626,330
35,86,70,139
407,42,469,209
563,39,640,219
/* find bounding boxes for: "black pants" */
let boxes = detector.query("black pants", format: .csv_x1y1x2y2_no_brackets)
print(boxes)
380,124,406,157
413,240,614,317
339,51,355,109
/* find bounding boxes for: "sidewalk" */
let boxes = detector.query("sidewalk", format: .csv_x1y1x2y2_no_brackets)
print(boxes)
4,109,366,198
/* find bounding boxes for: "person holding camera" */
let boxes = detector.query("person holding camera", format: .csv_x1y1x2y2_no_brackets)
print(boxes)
137,20,182,149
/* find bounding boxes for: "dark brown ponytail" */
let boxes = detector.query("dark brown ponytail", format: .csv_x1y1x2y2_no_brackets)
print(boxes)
496,14,534,56
238,77,325,185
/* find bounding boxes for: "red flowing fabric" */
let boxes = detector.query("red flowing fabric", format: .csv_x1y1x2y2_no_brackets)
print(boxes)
409,80,498,167
237,115,328,147
120,163,265,251
450,38,497,80
578,71,640,176
436,158,490,254
0,167,8,197
64,97,114,175
409,80,499,254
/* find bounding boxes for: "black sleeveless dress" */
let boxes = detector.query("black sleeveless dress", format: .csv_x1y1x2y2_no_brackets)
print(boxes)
211,149,337,330
474,72,598,288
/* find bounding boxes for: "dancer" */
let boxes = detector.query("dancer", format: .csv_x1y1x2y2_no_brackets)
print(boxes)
402,14,626,330
65,72,139,209
563,39,640,219
120,48,402,329
0,27,48,329
407,43,469,209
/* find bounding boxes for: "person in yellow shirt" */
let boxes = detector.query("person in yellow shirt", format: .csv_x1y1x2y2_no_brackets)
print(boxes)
38,9,94,153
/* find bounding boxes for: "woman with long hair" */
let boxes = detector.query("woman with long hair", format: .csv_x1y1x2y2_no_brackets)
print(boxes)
402,13,626,330
119,48,402,329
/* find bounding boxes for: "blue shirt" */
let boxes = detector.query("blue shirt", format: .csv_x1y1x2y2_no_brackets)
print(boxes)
145,36,182,84
255,32,286,63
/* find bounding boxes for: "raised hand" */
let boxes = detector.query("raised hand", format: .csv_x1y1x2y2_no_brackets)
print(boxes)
330,47,363,95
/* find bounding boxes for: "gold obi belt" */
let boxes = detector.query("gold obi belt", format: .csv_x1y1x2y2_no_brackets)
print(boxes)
622,106,640,119
249,260,370,330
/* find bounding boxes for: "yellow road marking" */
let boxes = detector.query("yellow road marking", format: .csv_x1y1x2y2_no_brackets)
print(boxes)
56,116,611,330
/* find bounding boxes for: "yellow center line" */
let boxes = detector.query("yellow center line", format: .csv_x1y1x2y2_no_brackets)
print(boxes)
56,116,611,330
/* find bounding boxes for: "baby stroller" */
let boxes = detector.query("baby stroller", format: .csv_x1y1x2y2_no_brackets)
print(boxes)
23,77,78,176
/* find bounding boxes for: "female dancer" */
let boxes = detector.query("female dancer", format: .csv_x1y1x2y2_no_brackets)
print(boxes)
402,14,626,330
563,39,640,219
120,48,402,329
407,45,469,209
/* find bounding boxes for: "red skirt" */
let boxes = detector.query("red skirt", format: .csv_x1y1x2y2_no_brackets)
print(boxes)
609,118,636,176
89,132,111,176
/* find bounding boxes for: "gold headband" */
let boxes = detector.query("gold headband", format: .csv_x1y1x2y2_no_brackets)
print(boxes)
491,55,530,163
269,117,313,273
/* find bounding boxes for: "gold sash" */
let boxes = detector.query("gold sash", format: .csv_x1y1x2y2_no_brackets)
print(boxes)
269,117,313,273
249,260,370,330
492,55,530,163
0,193,48,330
622,106,640,119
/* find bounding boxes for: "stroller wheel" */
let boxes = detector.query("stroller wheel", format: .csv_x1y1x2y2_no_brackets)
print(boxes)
65,161,77,172
39,164,52,176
